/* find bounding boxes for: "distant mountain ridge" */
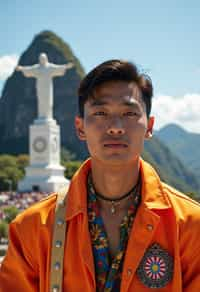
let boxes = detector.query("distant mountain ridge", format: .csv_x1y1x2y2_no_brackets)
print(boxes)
143,136,200,196
155,124,200,174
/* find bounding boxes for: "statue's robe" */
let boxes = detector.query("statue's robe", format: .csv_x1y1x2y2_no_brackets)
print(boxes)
20,63,67,119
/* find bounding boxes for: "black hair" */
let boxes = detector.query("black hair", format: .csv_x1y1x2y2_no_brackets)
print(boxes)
78,59,153,118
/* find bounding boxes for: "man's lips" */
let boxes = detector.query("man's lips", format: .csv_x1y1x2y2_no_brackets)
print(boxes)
103,141,128,148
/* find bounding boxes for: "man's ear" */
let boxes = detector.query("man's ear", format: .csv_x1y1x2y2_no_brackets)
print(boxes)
145,116,155,140
75,116,86,140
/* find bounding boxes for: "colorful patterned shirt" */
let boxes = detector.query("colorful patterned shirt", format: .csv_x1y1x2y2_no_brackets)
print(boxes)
87,173,141,291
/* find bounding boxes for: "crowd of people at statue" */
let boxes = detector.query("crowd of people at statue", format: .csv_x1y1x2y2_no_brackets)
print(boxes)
0,191,48,219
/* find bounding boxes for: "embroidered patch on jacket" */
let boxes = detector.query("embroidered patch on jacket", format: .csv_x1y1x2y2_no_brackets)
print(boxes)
137,243,174,288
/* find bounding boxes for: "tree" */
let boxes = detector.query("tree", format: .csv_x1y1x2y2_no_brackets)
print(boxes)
0,155,24,190
4,206,19,224
64,161,82,179
61,148,77,162
16,154,29,174
0,221,8,240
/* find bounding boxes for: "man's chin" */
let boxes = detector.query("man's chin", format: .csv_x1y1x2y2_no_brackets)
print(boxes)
100,154,134,165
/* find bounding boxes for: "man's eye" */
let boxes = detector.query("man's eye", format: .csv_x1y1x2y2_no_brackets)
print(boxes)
123,112,137,116
93,111,106,116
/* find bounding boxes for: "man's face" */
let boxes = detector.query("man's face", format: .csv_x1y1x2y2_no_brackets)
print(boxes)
75,80,154,166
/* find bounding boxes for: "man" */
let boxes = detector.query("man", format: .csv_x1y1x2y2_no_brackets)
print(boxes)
0,60,200,291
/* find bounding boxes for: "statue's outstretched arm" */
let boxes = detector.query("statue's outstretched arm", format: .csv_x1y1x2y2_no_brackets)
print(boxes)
64,62,74,70
16,65,37,77
50,62,74,77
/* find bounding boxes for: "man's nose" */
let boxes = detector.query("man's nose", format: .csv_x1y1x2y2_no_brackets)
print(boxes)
106,116,125,135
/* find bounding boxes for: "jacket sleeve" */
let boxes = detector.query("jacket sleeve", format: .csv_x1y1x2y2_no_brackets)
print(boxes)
181,211,200,291
0,221,39,292
182,249,200,292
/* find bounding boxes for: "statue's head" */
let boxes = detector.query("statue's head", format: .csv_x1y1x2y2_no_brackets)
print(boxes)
39,53,48,65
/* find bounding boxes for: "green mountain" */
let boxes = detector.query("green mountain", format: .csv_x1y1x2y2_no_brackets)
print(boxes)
156,124,200,174
0,30,88,159
142,136,200,196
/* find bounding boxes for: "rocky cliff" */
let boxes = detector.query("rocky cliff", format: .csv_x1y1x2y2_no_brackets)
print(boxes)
0,30,88,158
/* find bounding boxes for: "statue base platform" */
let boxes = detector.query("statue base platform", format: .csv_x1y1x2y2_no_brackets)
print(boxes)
18,117,69,193
18,164,69,193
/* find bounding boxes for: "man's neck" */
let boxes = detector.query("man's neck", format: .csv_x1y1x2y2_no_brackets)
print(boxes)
90,158,140,200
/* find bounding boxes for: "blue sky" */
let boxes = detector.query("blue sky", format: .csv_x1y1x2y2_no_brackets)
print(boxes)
0,0,200,132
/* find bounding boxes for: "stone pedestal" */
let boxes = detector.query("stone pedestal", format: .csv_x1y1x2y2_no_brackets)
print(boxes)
18,118,69,192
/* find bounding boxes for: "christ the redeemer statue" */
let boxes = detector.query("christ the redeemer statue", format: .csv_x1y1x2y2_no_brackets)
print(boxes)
16,53,73,120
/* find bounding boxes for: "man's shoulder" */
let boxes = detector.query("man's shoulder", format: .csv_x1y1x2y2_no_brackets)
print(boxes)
162,182,200,206
161,182,200,219
13,193,58,226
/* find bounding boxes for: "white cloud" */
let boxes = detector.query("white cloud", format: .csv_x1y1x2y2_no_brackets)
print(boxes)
152,93,200,134
0,55,19,80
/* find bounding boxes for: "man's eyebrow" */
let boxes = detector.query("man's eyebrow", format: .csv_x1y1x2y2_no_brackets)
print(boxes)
122,100,141,107
89,100,108,106
89,99,141,107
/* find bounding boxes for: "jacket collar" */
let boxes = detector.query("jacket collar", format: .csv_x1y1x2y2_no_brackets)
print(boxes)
139,159,171,210
65,158,171,220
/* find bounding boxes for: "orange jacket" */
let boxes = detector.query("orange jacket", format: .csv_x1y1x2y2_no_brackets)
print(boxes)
1,158,200,292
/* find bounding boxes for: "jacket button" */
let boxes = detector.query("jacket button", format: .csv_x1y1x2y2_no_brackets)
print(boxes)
57,218,64,226
55,240,62,248
147,224,153,231
127,268,132,276
58,200,65,207
54,262,61,270
52,285,59,292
